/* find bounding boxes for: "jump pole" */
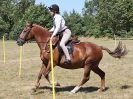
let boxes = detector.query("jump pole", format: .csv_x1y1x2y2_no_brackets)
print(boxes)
19,46,22,77
50,39,56,99
2,36,6,64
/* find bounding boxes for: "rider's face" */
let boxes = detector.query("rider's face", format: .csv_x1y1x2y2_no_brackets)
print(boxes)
50,10,55,17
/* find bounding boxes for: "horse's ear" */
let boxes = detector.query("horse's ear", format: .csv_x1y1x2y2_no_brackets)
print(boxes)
27,22,33,27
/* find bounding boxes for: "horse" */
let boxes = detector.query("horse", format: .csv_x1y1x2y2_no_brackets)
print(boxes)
17,22,127,93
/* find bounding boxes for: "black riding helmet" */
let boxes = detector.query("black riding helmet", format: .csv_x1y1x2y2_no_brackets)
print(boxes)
48,4,60,14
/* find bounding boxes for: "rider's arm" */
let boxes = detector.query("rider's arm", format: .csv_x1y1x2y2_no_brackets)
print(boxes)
49,26,55,33
51,17,61,38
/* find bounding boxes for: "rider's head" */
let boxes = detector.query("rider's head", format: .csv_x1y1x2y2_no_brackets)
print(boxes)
48,4,60,16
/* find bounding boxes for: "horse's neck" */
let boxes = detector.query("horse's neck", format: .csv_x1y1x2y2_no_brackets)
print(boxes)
33,25,50,51
37,40,47,51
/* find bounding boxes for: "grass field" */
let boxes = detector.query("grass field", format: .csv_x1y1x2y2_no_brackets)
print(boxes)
0,38,133,99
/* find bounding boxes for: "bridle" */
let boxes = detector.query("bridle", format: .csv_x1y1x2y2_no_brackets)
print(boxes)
17,24,59,51
17,25,33,46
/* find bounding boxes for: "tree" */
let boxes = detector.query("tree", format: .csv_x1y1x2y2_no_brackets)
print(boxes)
97,0,133,37
83,0,100,37
12,0,35,24
0,0,52,40
0,0,15,39
83,0,99,16
0,17,10,38
83,0,133,37
10,4,51,39
63,10,86,36
1,0,133,39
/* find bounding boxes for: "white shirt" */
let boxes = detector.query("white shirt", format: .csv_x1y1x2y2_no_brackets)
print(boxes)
49,14,67,36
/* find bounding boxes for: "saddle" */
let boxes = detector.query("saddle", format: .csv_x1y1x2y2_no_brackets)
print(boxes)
52,34,80,54
58,36,80,54
51,34,80,65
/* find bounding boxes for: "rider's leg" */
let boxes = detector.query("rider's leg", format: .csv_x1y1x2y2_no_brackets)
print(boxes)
60,29,71,62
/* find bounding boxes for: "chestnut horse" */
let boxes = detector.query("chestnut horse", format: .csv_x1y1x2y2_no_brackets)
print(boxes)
17,23,127,93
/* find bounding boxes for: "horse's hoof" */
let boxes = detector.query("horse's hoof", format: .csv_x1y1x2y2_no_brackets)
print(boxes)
97,89,102,92
69,91,75,94
30,88,37,95
50,82,61,87
70,86,81,94
97,88,105,92
32,88,37,92
70,90,77,94
55,82,61,86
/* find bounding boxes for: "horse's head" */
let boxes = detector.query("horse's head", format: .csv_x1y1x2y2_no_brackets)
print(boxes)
17,22,34,46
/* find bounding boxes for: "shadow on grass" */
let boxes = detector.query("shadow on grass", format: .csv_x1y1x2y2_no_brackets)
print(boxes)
120,85,132,89
38,86,109,93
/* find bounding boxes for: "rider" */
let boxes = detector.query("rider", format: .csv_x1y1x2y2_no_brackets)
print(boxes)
48,4,71,64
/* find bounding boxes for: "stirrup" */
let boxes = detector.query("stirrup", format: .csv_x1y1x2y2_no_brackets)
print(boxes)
64,59,71,64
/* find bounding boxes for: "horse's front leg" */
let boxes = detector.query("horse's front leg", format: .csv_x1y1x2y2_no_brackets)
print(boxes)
43,61,51,77
32,63,51,93
42,61,60,86
32,63,44,92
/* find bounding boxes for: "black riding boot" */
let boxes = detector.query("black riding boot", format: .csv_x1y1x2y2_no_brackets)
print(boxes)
64,59,71,64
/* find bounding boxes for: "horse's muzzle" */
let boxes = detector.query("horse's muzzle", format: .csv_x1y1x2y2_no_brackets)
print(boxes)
16,38,26,46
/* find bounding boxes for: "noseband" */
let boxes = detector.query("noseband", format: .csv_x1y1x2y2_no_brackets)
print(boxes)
17,26,32,45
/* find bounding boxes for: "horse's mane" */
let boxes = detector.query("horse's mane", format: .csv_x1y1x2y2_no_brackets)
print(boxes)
33,24,48,31
31,24,50,36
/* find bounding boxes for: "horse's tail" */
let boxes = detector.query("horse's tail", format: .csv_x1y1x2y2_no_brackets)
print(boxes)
101,41,128,58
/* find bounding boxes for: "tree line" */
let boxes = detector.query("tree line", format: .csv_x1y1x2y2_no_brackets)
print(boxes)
0,0,133,40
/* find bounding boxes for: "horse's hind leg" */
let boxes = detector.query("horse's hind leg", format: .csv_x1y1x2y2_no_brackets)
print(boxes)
92,64,105,92
71,65,91,93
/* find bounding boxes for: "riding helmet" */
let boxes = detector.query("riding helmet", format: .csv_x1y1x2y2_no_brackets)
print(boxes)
48,4,60,13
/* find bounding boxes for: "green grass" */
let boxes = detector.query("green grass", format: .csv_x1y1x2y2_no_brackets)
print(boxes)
0,38,133,99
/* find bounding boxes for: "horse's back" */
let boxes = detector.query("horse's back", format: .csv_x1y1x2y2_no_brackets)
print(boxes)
74,42,103,62
74,42,102,54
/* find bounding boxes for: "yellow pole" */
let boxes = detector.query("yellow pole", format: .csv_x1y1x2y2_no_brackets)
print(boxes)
19,46,22,77
2,36,6,64
50,39,56,99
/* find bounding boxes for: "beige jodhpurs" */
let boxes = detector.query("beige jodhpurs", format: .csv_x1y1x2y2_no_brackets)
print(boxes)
60,29,71,60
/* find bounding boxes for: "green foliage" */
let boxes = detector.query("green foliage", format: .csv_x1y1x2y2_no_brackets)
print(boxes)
23,4,51,27
10,20,25,40
0,0,51,40
81,0,133,38
0,17,10,38
63,10,86,36
0,0,15,39
10,4,51,40
0,0,133,39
